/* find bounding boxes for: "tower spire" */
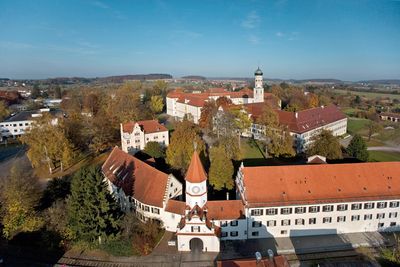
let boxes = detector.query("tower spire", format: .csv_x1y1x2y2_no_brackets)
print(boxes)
185,151,207,183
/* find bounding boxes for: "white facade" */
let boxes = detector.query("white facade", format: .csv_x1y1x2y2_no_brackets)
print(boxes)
121,122,169,154
185,180,207,208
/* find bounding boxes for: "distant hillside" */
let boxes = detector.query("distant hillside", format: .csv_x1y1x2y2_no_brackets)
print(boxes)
99,74,172,83
359,79,400,85
181,75,207,80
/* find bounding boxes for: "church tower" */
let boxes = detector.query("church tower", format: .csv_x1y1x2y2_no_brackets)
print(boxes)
254,67,264,103
185,151,207,208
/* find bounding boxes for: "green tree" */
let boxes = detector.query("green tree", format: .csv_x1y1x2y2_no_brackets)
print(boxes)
0,165,43,239
0,100,10,121
367,121,383,141
150,95,164,116
229,106,252,148
54,85,62,99
268,127,295,158
209,145,234,191
166,119,205,172
20,114,76,172
144,141,165,158
307,130,343,160
31,83,41,99
153,80,168,96
346,134,368,161
67,166,121,244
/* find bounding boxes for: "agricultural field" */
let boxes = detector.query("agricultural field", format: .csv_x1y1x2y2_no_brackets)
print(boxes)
334,89,400,100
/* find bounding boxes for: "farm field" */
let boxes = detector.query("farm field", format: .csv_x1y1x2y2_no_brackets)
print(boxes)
334,89,400,100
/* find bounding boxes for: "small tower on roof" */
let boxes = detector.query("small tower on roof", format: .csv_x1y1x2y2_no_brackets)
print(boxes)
185,150,208,208
254,66,264,103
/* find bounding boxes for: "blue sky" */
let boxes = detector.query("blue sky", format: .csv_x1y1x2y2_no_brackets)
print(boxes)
0,0,399,80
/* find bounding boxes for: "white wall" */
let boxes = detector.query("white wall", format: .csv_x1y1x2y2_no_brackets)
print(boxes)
0,120,33,137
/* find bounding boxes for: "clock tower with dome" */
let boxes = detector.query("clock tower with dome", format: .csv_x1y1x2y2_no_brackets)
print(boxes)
185,150,208,208
253,67,264,103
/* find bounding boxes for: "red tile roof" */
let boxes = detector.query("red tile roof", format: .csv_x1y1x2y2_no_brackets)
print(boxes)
122,120,168,134
206,200,245,220
185,151,207,183
275,105,347,134
241,162,400,207
165,199,187,214
217,255,289,267
102,147,169,208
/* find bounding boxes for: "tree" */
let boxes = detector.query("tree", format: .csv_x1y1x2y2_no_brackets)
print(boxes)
67,166,121,244
267,127,295,158
89,110,119,154
150,95,164,116
83,92,100,115
31,83,41,99
308,93,319,108
54,85,62,99
44,200,73,241
229,106,252,148
216,96,232,108
166,119,205,172
208,145,234,191
144,141,165,158
20,114,76,172
367,121,383,141
307,130,343,160
107,82,141,123
347,134,368,161
153,80,168,96
0,100,10,121
199,100,217,130
0,165,43,239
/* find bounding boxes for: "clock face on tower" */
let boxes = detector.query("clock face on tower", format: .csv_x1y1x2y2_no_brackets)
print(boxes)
192,185,200,194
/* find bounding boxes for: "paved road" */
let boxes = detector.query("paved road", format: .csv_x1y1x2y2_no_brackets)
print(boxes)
367,146,400,152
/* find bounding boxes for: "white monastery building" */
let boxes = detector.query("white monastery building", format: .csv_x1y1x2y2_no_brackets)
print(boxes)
120,120,169,154
166,68,280,124
103,147,400,253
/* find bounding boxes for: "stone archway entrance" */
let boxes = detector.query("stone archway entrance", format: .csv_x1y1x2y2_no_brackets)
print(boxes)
189,238,203,252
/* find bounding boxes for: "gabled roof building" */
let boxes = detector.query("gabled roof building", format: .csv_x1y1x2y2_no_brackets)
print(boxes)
103,147,400,253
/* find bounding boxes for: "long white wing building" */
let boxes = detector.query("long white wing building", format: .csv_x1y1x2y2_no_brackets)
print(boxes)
103,147,400,253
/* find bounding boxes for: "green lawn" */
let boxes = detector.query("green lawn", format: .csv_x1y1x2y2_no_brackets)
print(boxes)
347,118,370,135
241,138,265,159
368,151,400,162
342,107,363,117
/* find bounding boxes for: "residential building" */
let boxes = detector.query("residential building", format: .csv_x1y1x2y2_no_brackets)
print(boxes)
120,120,169,153
102,147,400,253
0,108,62,139
247,104,347,152
380,112,400,123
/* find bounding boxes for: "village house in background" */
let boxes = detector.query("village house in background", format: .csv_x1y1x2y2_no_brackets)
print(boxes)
102,146,400,253
120,120,169,154
380,112,400,123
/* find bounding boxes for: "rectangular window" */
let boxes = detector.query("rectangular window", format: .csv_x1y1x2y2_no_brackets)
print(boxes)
221,232,228,237
351,215,360,221
364,203,375,209
323,217,332,224
281,208,292,215
389,212,398,219
378,223,384,228
191,226,200,232
309,218,316,225
281,219,290,226
337,216,346,222
337,204,348,211
230,220,238,227
364,214,373,220
390,201,399,208
267,220,276,227
230,231,238,237
309,206,320,213
390,222,396,227
266,208,278,215
351,203,362,210
322,205,334,212
377,213,385,219
252,221,262,227
220,221,228,227
144,206,150,212
295,207,306,214
251,209,263,216
280,230,287,235
151,208,160,214
251,231,259,236
377,202,387,209
126,140,130,144
295,218,305,225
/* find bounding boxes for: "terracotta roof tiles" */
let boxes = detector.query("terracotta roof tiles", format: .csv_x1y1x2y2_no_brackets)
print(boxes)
122,120,168,134
241,162,400,207
206,200,245,220
185,151,207,183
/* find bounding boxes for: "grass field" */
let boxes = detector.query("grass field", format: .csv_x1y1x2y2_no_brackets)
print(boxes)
241,138,265,159
342,107,363,117
347,118,370,135
369,151,400,162
334,89,400,100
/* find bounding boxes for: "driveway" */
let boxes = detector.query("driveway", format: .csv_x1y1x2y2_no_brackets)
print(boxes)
367,146,400,153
